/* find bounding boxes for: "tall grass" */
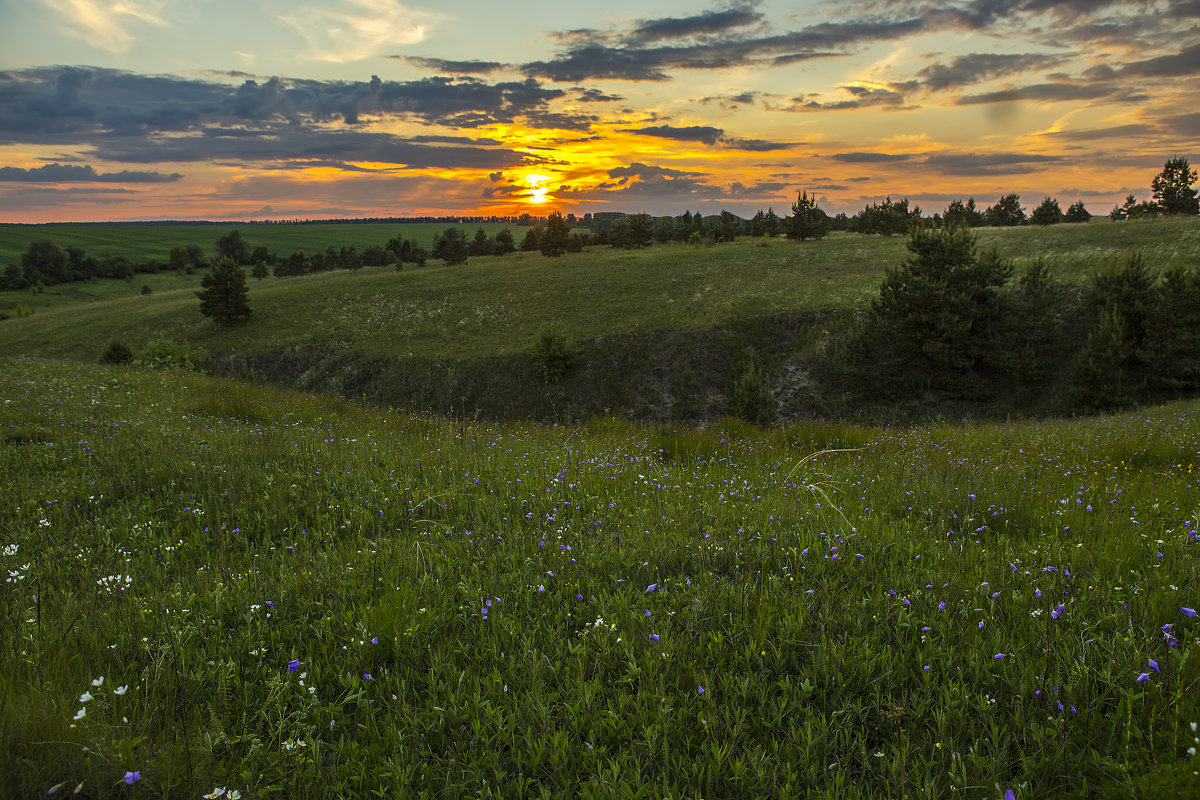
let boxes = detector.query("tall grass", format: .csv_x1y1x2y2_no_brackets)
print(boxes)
2,358,1197,797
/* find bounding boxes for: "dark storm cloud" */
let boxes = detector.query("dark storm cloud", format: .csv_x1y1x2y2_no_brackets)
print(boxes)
1113,42,1200,78
916,52,1067,90
88,129,537,171
787,84,909,111
575,88,625,103
0,163,182,182
722,138,794,151
924,151,1063,175
521,16,925,82
399,57,507,75
631,6,765,41
622,125,726,145
619,125,792,150
698,91,762,107
0,67,570,146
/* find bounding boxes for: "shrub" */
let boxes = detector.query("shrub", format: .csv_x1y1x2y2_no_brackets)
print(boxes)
532,326,578,383
728,354,776,426
133,334,208,371
99,339,134,365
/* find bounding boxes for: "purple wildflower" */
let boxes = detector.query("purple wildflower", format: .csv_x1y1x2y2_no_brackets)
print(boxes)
1149,659,1159,673
697,685,705,695
1183,607,1197,617
650,634,660,641
123,771,141,785
287,660,300,672
1137,673,1150,683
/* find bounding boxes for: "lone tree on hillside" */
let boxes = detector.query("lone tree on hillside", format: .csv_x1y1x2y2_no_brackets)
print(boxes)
539,212,571,257
196,257,251,326
1152,157,1199,216
787,191,830,240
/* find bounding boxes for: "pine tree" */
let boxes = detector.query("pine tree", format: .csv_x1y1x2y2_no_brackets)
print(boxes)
1151,157,1199,215
196,257,251,326
1030,197,1063,225
787,191,830,240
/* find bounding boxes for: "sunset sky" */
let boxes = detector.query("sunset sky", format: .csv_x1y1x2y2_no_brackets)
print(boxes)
0,0,1196,222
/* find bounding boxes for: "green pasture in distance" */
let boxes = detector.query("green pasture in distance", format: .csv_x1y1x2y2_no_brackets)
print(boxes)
0,221,532,266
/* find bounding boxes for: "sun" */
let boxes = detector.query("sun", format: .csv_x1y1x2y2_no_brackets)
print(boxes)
523,172,553,204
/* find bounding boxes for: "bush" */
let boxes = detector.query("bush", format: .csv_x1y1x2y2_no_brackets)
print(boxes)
532,327,578,383
133,334,208,371
728,354,776,426
99,339,134,365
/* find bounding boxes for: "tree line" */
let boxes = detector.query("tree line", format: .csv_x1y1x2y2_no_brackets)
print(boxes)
5,158,1195,291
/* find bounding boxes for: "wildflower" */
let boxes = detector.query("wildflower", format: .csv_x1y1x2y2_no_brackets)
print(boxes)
370,637,378,645
202,789,227,799
1149,659,1160,673
697,685,705,695
287,660,300,672
91,677,104,687
114,685,128,695
1137,673,1150,683
650,634,660,641
78,691,93,703
362,673,372,680
1183,607,1197,617
993,653,1005,660
122,772,140,785
72,707,86,721
646,583,658,592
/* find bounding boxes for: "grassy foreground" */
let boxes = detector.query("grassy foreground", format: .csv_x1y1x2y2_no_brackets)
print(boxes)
2,357,1198,798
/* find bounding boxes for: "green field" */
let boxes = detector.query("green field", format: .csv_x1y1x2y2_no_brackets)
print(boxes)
2,217,1197,359
2,358,1198,798
0,221,530,267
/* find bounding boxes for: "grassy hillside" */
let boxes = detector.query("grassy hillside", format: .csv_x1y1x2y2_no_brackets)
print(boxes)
2,358,1198,798
0,221,531,267
2,217,1197,359
1,217,1196,424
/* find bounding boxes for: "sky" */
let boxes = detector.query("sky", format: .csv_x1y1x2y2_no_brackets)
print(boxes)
0,0,1197,222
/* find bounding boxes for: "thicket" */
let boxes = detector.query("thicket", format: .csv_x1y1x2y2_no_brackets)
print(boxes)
840,226,1200,415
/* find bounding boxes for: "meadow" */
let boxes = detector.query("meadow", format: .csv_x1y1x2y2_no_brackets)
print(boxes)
1,217,1197,361
2,357,1198,798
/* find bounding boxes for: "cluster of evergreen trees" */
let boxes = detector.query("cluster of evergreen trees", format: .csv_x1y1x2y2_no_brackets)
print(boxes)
843,226,1200,412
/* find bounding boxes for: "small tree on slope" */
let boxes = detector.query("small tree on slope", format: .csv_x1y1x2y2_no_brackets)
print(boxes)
196,257,251,326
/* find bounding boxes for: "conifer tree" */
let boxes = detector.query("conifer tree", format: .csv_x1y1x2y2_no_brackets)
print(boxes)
196,257,251,326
